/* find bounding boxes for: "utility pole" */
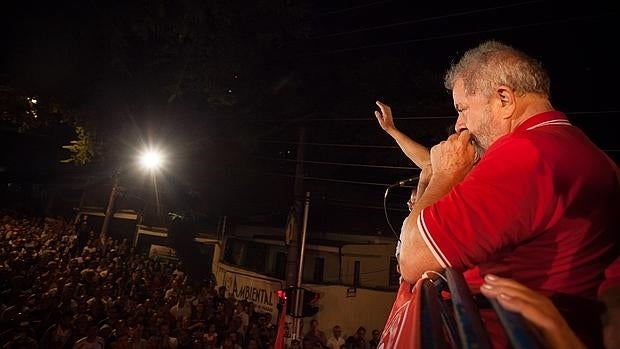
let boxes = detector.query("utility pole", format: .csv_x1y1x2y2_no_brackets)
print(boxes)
286,127,305,341
100,171,119,241
286,128,305,287
293,191,310,340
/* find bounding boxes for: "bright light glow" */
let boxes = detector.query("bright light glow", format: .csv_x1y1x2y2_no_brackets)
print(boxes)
139,149,163,170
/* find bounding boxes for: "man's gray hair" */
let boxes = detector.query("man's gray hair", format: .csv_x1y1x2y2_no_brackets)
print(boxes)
444,40,550,98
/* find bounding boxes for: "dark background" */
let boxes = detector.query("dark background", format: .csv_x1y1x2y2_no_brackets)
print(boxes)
1,0,617,236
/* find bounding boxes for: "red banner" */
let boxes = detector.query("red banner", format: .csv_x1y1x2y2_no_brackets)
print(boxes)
274,301,287,349
378,279,423,349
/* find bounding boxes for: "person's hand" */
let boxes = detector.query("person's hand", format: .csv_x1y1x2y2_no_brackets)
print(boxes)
480,274,587,349
374,101,396,133
429,130,477,186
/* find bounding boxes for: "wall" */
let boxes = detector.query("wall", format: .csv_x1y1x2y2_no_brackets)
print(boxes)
299,283,396,341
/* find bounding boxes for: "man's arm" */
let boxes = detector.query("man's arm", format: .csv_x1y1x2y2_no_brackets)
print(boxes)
398,131,478,283
374,101,430,169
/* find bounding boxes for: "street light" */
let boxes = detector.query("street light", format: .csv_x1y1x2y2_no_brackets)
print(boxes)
139,149,164,171
100,147,166,240
138,148,165,224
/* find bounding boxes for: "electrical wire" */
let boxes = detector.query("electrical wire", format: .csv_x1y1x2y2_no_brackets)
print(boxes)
293,15,604,57
259,139,400,149
254,155,415,170
316,0,395,16
309,1,541,40
251,110,619,123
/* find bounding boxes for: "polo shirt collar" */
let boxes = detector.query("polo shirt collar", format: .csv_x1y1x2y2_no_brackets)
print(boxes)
515,110,570,132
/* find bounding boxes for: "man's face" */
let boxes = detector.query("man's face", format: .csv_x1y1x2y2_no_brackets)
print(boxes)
452,78,496,152
333,327,342,338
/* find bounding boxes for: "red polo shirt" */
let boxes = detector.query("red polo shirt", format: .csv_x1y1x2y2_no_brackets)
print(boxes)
417,111,619,346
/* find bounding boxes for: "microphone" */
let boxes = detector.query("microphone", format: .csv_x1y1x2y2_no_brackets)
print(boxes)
388,176,419,188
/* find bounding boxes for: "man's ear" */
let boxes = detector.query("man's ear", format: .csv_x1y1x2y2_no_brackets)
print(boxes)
496,85,515,119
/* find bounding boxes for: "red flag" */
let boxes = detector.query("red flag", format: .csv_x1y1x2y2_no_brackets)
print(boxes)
274,300,287,349
378,278,423,349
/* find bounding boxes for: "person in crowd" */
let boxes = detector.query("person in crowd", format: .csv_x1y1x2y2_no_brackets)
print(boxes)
388,39,619,348
246,338,260,349
303,319,327,348
326,325,345,349
375,100,436,278
127,324,148,349
345,327,366,349
202,323,218,349
288,339,301,349
367,330,380,349
40,310,75,349
73,323,105,349
233,301,249,333
170,295,192,323
480,274,588,349
148,322,178,349
224,332,242,349
481,256,620,349
374,101,431,172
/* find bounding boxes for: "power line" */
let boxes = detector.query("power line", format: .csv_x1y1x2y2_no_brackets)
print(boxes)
251,110,618,123
295,15,604,57
247,170,393,187
294,115,456,122
258,139,619,153
309,0,541,40
260,139,399,149
316,0,396,16
255,155,416,170
323,200,409,212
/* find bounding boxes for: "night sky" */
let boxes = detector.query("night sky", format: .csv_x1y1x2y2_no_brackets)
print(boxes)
1,0,618,235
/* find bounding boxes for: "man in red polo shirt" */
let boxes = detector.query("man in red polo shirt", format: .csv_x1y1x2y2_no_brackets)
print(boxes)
396,40,619,348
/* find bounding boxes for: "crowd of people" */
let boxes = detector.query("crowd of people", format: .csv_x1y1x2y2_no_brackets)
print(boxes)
0,210,380,349
2,38,620,349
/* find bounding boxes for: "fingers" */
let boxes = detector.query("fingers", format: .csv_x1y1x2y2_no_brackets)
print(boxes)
375,100,391,116
457,129,471,142
480,274,561,331
481,274,545,301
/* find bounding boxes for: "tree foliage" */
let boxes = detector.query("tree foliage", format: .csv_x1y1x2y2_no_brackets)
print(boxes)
3,0,312,165
61,126,100,165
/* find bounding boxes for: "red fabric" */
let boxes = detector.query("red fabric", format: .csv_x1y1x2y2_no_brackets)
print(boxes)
599,256,620,297
415,111,619,348
418,111,618,298
378,279,423,349
274,301,287,349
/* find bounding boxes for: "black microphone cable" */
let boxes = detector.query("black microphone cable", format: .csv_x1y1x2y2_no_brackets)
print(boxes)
383,176,419,241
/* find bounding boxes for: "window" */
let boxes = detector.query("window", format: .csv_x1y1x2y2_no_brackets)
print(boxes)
245,242,267,272
222,238,266,272
313,257,324,283
354,260,360,287
275,252,286,279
